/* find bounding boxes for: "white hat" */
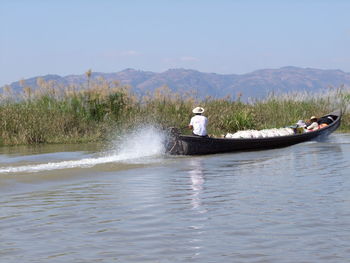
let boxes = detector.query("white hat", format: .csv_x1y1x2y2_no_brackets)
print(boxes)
310,116,317,120
192,107,205,114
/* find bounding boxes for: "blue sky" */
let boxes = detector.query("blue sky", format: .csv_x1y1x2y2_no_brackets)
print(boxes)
1,0,350,86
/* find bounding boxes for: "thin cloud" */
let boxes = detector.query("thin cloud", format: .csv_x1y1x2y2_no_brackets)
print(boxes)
120,50,140,56
101,50,140,58
180,56,199,62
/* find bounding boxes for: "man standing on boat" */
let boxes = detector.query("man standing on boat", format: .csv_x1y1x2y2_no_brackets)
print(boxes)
189,107,208,137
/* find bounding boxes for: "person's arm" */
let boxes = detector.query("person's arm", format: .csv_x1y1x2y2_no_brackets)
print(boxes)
189,117,194,129
307,122,318,130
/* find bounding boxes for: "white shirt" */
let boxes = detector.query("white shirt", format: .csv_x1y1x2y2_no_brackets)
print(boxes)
190,115,208,136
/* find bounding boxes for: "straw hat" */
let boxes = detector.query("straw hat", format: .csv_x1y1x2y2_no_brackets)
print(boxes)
192,107,205,114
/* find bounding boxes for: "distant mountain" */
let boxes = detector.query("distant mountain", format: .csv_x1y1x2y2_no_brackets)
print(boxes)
5,67,350,100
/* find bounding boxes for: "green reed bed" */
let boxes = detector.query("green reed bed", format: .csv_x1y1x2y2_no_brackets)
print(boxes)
0,79,349,145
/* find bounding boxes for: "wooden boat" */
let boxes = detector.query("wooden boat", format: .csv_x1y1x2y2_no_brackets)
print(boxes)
166,109,342,155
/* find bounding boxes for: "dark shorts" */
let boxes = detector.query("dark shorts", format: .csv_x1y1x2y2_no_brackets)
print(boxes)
192,132,208,138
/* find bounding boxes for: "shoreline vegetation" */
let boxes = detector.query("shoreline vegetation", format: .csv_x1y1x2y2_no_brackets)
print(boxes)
1,76,349,146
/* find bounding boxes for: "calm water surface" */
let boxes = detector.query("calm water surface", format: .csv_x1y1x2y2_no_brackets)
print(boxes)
1,132,350,263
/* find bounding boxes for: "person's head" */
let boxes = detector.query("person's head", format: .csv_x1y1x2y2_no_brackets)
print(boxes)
192,107,205,115
310,116,317,122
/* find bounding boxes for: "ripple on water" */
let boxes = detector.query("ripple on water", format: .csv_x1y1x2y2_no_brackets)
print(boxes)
1,134,350,262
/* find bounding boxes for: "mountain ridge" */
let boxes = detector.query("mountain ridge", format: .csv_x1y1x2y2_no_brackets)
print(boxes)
5,67,350,100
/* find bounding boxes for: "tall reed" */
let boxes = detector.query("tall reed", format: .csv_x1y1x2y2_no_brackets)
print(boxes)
0,78,349,146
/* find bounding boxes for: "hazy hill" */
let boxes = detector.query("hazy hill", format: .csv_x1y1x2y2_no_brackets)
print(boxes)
6,67,350,100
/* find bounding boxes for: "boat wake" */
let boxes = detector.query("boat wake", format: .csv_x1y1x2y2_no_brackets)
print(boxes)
0,126,166,174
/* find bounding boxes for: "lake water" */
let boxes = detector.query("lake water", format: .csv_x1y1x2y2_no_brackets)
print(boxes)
1,128,350,263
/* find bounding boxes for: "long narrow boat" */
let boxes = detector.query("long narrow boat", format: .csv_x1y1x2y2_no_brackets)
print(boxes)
166,109,342,155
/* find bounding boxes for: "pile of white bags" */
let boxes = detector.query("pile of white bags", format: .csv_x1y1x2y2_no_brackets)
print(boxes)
225,127,294,139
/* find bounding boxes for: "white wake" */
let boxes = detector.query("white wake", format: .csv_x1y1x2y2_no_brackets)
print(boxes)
0,126,166,174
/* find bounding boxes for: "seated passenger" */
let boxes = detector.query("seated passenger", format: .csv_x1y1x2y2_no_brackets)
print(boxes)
318,115,334,125
317,115,335,129
306,116,319,131
296,120,306,127
295,120,306,133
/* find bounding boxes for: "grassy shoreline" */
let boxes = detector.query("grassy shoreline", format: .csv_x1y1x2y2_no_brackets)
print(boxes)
1,79,349,146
